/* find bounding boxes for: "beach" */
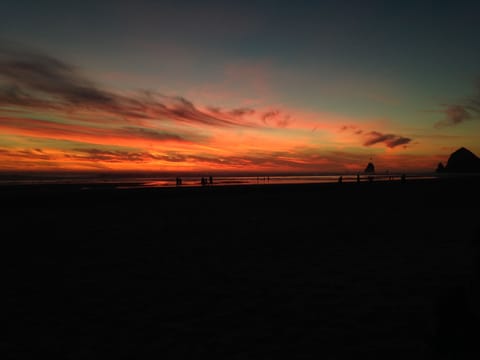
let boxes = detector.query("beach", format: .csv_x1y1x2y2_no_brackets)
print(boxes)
4,176,480,359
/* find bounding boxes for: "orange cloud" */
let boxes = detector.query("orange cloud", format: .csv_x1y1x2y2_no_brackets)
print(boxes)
0,44,429,173
0,116,192,148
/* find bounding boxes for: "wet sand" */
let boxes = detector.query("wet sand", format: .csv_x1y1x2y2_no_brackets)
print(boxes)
4,177,480,358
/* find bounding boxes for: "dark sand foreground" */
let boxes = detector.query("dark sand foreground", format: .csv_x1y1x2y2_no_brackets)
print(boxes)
4,177,480,359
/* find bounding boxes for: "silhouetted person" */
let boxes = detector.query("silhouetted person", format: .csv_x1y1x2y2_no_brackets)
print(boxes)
209,176,213,185
386,170,392,180
356,172,360,183
401,173,406,183
436,162,445,173
338,175,343,184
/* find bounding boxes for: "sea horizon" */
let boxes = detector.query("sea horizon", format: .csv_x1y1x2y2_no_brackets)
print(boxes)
0,170,441,189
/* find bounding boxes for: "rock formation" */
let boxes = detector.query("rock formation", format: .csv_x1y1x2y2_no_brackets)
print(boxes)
443,147,480,173
364,162,375,173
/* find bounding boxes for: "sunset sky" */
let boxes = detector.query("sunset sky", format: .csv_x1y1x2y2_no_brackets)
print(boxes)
1,0,479,174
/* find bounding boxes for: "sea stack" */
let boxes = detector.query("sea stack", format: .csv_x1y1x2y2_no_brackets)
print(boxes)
364,161,375,174
442,147,480,173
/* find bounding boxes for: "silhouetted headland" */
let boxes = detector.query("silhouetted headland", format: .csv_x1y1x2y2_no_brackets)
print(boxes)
437,147,480,173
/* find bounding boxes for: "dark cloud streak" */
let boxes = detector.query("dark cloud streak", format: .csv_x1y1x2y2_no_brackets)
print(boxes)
0,48,116,107
0,45,264,128
0,116,190,144
67,149,161,163
341,125,412,149
261,110,291,127
435,105,473,128
363,131,411,148
435,80,480,128
120,127,184,141
0,148,51,160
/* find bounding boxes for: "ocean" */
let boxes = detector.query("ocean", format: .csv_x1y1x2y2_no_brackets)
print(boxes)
0,172,438,188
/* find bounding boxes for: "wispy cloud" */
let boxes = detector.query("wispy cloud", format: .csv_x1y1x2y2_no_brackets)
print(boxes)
0,44,284,129
208,106,256,118
261,110,280,123
363,131,411,148
0,143,439,173
0,45,118,108
0,116,191,146
340,125,411,149
339,124,363,134
65,148,329,170
435,80,480,128
435,105,473,128
0,147,51,160
66,148,162,163
260,110,291,127
0,42,426,172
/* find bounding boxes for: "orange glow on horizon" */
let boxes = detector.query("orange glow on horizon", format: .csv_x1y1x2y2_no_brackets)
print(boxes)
0,90,474,174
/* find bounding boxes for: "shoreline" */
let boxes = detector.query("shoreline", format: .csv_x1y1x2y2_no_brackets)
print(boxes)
2,174,478,209
0,172,437,187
